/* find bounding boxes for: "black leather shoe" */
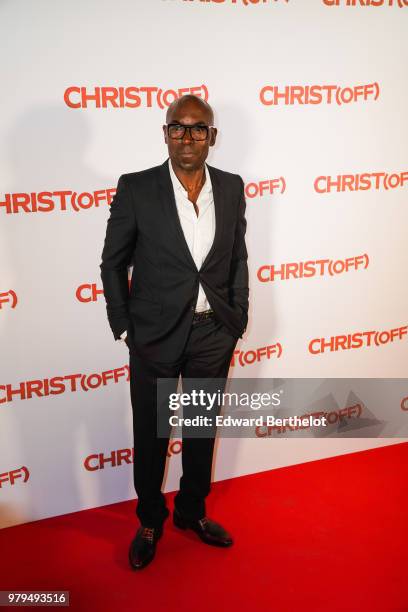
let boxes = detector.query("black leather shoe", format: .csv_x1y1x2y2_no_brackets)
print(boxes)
173,508,233,547
128,525,163,570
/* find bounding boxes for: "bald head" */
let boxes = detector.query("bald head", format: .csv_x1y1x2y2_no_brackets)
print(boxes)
166,94,214,125
162,94,217,172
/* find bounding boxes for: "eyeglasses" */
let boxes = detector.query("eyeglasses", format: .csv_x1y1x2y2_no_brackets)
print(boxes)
166,123,213,141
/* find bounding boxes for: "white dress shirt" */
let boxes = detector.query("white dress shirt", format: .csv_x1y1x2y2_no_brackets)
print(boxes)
119,159,215,342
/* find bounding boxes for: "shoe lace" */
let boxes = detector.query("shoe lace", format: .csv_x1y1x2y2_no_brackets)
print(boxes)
141,527,155,543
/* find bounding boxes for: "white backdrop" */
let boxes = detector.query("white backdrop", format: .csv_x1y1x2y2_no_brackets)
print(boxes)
1,0,407,528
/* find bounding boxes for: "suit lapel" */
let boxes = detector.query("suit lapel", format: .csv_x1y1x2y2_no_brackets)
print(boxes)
158,159,196,270
158,158,224,272
201,163,224,270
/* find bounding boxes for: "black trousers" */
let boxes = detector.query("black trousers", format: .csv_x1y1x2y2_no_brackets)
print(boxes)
128,317,238,528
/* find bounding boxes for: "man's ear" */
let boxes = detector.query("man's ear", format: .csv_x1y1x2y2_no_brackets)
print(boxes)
162,125,168,144
209,127,217,147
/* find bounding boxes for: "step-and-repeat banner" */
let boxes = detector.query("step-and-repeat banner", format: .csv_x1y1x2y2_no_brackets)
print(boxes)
1,0,407,528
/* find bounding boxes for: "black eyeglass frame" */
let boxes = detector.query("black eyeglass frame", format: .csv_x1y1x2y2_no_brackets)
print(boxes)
166,122,214,141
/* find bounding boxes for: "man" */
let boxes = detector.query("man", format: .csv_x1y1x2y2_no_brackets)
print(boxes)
100,94,249,570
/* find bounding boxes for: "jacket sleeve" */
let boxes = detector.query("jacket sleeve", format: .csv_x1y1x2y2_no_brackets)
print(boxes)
100,174,137,340
229,176,249,331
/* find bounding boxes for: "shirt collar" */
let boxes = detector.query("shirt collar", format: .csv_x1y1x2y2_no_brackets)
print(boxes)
168,158,212,195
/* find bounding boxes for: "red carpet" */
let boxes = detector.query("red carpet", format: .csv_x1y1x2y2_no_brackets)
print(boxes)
1,443,407,612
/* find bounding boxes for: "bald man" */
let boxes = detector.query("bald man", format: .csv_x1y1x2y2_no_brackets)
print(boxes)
100,95,249,569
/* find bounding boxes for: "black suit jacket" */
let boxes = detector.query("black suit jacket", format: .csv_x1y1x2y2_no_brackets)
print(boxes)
100,158,249,362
